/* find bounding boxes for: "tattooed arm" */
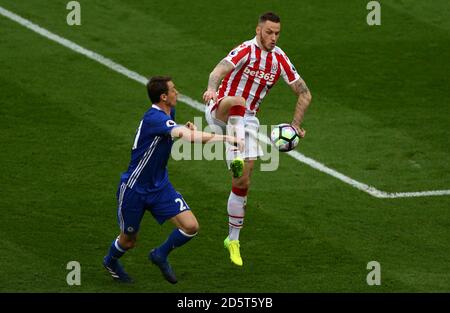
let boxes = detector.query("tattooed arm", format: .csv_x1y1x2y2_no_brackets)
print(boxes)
290,78,312,138
202,59,234,104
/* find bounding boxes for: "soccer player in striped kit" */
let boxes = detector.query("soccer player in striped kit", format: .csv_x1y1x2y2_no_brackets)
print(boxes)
203,12,312,266
103,76,243,284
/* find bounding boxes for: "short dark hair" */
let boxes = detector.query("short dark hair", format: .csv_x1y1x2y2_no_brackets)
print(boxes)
258,12,280,24
146,76,172,103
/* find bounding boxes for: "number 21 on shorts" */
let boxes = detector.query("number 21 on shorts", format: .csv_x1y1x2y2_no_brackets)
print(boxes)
175,198,187,211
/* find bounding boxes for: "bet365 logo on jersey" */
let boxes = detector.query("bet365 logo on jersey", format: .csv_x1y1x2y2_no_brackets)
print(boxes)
244,66,276,83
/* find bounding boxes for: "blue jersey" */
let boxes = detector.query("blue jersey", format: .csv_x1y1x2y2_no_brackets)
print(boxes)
121,104,179,194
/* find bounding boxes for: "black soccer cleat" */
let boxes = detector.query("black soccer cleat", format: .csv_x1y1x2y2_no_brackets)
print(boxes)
149,249,178,284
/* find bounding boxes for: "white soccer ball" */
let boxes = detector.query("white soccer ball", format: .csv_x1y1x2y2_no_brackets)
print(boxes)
270,123,300,152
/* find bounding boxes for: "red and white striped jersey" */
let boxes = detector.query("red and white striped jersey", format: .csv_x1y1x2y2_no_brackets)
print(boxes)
217,37,301,114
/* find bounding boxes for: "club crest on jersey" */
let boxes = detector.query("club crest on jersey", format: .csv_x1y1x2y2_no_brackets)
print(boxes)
166,120,176,127
271,63,278,74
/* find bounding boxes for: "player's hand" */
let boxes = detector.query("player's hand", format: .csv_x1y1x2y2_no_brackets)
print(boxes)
185,121,197,131
292,124,306,138
203,89,217,104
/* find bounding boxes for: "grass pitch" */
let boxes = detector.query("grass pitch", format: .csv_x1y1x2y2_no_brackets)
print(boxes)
0,0,449,292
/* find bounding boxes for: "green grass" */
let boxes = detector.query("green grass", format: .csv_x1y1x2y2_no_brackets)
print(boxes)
0,0,449,292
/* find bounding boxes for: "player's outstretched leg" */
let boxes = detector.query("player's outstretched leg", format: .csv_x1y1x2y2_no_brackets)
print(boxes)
224,160,254,266
224,186,247,266
149,229,197,284
103,236,133,283
149,211,198,284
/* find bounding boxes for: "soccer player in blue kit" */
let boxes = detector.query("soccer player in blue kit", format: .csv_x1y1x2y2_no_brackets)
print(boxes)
103,76,243,284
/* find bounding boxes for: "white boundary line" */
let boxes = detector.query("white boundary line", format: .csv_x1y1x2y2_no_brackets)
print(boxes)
1,6,449,199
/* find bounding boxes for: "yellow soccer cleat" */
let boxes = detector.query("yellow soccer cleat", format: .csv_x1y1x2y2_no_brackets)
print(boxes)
224,237,243,266
230,157,244,178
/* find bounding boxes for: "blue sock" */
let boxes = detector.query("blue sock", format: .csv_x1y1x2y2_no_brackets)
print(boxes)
157,229,197,259
105,238,127,264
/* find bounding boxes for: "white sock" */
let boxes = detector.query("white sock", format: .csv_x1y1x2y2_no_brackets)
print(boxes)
228,190,247,240
227,113,245,159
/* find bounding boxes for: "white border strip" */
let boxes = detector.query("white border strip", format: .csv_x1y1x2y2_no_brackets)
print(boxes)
1,5,449,199
0,6,148,85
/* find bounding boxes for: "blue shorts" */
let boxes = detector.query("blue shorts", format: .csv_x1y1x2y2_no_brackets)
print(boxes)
116,182,191,234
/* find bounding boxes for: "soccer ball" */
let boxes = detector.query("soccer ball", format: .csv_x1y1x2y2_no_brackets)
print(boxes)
270,124,300,152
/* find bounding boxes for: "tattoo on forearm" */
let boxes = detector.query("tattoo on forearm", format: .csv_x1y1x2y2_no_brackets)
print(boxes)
293,79,309,95
291,79,311,125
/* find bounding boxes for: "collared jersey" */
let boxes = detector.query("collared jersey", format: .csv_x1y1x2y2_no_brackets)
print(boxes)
120,104,179,193
218,37,301,113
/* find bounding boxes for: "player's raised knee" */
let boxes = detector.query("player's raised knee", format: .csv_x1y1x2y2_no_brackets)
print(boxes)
236,96,246,106
225,96,246,108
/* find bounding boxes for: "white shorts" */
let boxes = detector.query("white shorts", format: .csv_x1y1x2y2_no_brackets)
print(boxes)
205,100,264,167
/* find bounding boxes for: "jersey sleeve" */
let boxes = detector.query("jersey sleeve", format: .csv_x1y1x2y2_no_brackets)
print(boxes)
278,51,301,85
223,43,251,68
144,113,179,136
